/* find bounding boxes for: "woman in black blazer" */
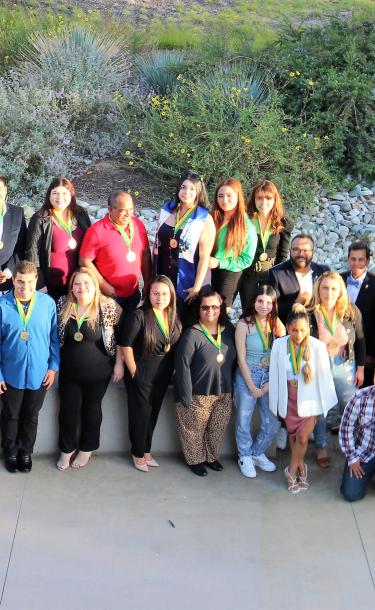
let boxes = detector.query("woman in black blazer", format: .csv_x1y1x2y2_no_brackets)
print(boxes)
0,176,26,291
26,177,90,300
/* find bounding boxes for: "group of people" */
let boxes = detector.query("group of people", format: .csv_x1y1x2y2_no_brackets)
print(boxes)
0,172,374,501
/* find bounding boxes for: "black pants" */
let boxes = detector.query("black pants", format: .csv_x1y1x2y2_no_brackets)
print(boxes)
1,384,47,456
125,363,171,458
116,290,141,314
211,269,242,308
58,375,111,453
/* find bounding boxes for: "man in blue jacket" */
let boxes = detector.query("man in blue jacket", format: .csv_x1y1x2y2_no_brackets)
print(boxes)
0,260,60,473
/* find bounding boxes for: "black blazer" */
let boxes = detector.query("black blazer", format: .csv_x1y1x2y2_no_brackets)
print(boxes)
341,271,375,358
269,259,329,324
26,206,91,290
0,203,27,291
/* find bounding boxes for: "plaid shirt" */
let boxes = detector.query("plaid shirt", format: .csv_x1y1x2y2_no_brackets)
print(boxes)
339,386,375,465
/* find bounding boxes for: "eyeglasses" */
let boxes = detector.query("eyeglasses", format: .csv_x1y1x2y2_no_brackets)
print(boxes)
200,305,220,311
291,247,313,254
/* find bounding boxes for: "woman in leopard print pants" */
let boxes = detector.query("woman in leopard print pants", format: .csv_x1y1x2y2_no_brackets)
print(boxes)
174,287,236,476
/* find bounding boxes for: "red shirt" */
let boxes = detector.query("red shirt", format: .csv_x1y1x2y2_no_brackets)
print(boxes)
79,215,149,297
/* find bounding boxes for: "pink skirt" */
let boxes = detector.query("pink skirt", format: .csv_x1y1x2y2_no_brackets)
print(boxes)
285,381,317,437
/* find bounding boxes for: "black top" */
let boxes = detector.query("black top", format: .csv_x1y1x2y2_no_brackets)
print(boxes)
60,318,113,382
309,306,366,367
26,206,91,290
118,308,182,362
341,271,375,358
268,259,329,324
174,323,236,407
156,223,183,287
0,203,27,291
242,216,293,282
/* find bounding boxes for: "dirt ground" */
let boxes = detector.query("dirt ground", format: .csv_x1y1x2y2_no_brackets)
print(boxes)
73,159,168,208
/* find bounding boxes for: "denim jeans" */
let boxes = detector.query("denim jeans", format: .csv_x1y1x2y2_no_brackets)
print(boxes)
313,415,327,449
340,456,375,502
234,366,280,458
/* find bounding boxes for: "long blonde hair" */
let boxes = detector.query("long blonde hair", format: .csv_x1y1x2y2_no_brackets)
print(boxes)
59,267,101,330
286,303,313,385
311,271,355,320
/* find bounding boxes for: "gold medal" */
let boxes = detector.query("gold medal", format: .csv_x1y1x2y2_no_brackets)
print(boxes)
164,343,171,353
260,356,270,367
0,240,3,250
216,353,224,363
259,252,268,262
169,238,178,249
68,237,77,250
74,331,84,342
20,330,29,341
126,250,136,262
290,379,298,388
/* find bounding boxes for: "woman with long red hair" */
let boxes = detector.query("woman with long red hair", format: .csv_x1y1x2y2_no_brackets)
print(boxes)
209,178,257,308
239,179,293,309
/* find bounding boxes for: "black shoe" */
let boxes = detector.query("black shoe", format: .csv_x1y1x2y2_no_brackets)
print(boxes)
17,454,32,473
5,455,18,473
206,460,223,471
189,463,208,477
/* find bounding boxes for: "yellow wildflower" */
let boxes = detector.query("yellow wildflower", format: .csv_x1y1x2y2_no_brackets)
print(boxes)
281,127,288,133
125,150,131,156
128,161,134,166
288,71,296,78
295,145,301,151
307,79,314,86
134,191,139,196
137,143,142,148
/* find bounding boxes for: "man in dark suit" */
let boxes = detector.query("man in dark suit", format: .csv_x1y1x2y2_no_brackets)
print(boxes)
268,233,329,324
0,176,27,292
269,233,330,465
341,241,375,388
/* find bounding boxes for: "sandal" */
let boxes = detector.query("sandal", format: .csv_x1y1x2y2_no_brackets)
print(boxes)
298,463,310,491
56,451,75,471
315,455,330,469
71,451,92,469
284,467,300,494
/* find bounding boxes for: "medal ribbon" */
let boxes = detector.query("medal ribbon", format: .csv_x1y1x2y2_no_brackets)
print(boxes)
53,209,73,238
255,316,271,351
173,205,197,238
320,306,337,336
252,217,272,253
15,294,36,330
73,304,88,331
153,308,170,342
199,322,222,352
109,216,134,250
289,339,303,375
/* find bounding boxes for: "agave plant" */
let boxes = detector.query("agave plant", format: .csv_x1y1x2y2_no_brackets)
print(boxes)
17,27,129,95
200,60,274,106
133,50,186,95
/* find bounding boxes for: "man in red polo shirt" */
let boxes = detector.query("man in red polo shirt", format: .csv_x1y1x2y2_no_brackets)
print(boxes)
79,191,151,311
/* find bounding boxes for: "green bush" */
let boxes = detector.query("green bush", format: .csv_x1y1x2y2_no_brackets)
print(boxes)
133,50,186,95
123,62,331,211
267,18,375,181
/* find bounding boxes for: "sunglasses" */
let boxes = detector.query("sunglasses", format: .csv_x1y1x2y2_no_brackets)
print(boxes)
200,305,220,311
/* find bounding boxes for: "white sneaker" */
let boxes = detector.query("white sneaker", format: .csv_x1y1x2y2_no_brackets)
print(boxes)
238,456,256,478
252,453,277,472
276,427,288,450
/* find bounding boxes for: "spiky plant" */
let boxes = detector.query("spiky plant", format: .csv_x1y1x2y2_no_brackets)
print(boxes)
133,50,186,95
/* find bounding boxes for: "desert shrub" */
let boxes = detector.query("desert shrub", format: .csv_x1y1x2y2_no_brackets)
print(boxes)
267,18,375,180
133,50,186,95
123,62,331,211
0,27,130,201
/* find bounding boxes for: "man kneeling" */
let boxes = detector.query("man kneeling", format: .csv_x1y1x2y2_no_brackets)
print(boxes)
339,385,375,501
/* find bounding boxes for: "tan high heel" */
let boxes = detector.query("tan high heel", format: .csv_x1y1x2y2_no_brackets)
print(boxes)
132,455,148,472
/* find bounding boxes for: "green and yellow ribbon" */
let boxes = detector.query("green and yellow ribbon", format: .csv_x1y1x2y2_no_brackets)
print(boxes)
153,308,170,341
289,338,303,375
109,215,134,249
255,316,271,351
199,322,222,352
173,205,197,238
15,294,36,330
53,209,74,239
320,305,338,336
73,303,88,331
252,216,272,252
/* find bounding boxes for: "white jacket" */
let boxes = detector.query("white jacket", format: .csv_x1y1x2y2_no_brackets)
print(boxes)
269,335,337,418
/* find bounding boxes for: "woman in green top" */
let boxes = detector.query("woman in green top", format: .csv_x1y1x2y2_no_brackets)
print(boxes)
209,178,257,308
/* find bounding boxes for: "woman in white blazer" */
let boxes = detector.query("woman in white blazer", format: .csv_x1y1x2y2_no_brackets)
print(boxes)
269,304,337,493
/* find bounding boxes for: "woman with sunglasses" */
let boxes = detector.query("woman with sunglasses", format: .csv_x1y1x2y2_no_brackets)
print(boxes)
153,171,216,316
174,286,236,476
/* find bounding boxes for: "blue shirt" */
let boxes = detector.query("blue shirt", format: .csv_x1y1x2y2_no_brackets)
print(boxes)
0,291,60,390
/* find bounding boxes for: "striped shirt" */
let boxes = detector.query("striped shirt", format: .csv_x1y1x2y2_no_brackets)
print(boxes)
339,386,375,465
